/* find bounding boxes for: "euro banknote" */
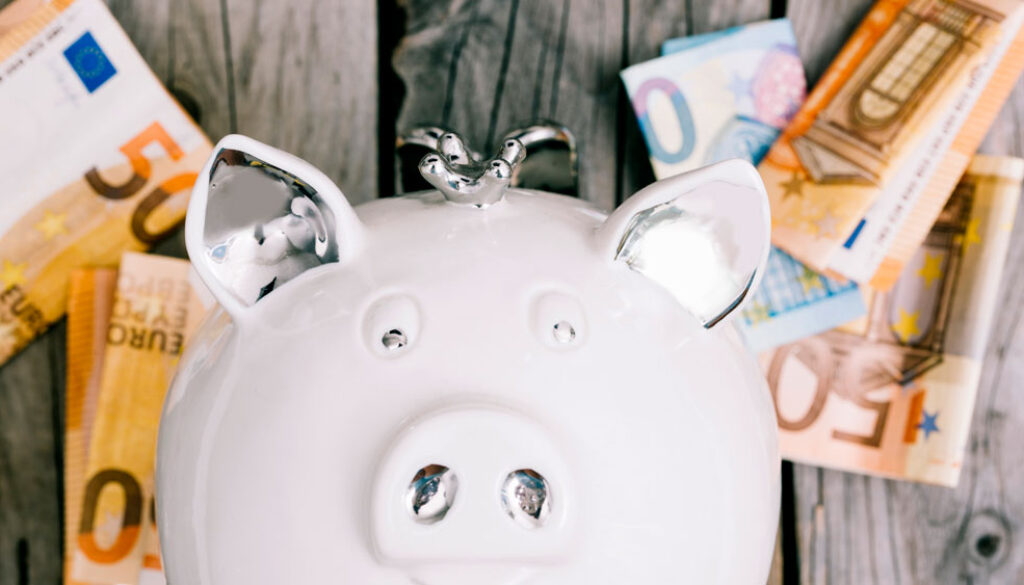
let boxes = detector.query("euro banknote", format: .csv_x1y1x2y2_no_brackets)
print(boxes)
72,253,209,585
623,19,806,176
0,0,211,367
764,155,1022,486
65,268,117,585
760,0,1024,289
623,19,865,351
854,3,1024,290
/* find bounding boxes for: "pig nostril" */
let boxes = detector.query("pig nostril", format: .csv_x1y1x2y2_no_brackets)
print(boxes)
501,469,551,529
406,464,457,524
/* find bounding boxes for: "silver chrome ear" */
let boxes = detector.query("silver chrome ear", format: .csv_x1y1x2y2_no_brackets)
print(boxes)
201,149,339,306
186,134,364,317
599,159,771,329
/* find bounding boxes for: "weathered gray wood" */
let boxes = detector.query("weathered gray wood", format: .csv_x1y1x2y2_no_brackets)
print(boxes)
688,0,771,33
109,0,235,141
0,324,65,585
393,0,692,210
786,0,1024,581
786,0,873,86
225,0,378,202
112,0,380,201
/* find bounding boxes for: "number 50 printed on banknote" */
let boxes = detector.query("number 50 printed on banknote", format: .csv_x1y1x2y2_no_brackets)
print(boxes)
765,156,1022,486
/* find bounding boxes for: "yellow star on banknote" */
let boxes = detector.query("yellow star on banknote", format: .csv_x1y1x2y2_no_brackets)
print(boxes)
963,217,981,253
780,171,805,200
815,209,840,238
35,210,68,240
745,301,771,324
797,266,823,293
917,252,943,288
1,260,27,288
893,308,920,343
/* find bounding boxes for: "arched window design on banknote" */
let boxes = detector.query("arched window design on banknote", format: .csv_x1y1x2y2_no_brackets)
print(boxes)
765,183,973,447
790,0,1004,184
853,16,962,127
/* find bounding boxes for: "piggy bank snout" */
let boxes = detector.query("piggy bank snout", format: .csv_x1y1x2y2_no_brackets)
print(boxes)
371,407,576,567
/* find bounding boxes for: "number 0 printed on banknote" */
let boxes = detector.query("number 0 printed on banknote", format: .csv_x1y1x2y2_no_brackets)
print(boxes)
622,19,866,351
0,0,211,366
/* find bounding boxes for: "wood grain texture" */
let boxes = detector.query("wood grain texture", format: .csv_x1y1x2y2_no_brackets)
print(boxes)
391,0,778,202
0,324,65,585
687,0,771,33
226,0,378,202
785,0,873,85
111,0,379,201
393,0,693,210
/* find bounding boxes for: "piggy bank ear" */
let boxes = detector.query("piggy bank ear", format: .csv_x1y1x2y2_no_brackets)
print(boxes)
597,159,770,329
185,134,364,317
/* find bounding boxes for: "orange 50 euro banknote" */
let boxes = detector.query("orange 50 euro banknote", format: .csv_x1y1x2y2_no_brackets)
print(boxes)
759,0,1024,289
765,155,1022,486
0,0,211,366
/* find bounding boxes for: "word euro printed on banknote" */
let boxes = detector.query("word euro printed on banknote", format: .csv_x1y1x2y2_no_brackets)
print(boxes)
70,253,210,585
760,0,1024,289
764,156,1022,487
0,0,211,367
622,19,865,351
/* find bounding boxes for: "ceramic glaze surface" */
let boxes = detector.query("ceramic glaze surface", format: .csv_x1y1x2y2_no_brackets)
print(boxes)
156,134,781,585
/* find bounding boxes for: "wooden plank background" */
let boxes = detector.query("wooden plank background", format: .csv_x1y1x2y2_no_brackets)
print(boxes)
1,0,1023,584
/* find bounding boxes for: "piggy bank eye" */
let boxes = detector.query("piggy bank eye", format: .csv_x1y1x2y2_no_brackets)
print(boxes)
363,295,420,357
381,329,408,351
552,321,576,344
530,291,586,350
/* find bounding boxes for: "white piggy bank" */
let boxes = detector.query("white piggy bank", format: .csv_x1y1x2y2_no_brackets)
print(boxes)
156,132,780,585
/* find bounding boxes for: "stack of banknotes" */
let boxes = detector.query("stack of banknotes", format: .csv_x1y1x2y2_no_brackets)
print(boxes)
623,2,1024,486
1,0,213,583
